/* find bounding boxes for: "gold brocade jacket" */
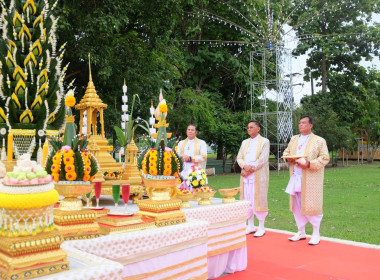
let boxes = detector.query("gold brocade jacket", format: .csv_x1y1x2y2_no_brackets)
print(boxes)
237,135,270,212
283,133,330,215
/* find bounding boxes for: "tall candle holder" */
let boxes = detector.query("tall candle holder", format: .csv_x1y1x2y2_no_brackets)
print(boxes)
120,80,129,163
149,101,156,136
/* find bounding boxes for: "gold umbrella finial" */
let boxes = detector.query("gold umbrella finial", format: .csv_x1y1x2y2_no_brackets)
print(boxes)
88,53,92,82
124,78,126,86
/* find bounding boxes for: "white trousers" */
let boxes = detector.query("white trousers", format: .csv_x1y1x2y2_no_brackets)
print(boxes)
243,178,268,226
292,192,323,232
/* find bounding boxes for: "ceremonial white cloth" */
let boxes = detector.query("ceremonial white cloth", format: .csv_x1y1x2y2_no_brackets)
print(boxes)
177,137,207,179
94,197,249,279
237,135,270,212
285,134,310,195
38,246,123,280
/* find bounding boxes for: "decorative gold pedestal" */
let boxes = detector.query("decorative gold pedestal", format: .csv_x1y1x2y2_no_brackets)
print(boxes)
97,214,156,235
54,209,100,240
54,183,100,240
0,230,69,280
137,199,186,227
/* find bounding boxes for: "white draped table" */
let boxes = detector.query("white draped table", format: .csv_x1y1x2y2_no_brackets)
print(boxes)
98,197,250,279
49,196,249,280
63,220,209,280
184,199,250,279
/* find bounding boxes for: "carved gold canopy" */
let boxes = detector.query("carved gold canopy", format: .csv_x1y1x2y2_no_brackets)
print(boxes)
75,54,108,137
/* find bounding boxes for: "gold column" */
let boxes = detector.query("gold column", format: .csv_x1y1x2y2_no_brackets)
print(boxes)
87,108,93,135
92,109,97,135
7,132,13,161
100,109,105,137
79,110,83,134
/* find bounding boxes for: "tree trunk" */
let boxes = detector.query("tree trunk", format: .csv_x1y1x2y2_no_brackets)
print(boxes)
216,145,223,160
321,53,327,92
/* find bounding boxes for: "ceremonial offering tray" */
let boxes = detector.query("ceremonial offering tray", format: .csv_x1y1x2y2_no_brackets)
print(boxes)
176,194,193,208
144,176,178,201
282,155,306,159
97,214,156,235
218,188,240,203
177,187,193,208
195,186,216,205
55,183,92,211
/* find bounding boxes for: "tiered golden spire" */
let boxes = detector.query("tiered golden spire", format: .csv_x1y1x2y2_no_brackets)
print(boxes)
75,54,107,111
75,54,107,136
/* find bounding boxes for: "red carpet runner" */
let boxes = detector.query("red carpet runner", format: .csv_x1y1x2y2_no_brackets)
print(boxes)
221,230,380,280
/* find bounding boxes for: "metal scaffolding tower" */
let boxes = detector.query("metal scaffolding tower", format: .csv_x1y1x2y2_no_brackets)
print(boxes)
250,47,293,173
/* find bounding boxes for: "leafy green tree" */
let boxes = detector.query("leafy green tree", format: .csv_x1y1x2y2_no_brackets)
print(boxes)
210,109,244,173
289,0,380,92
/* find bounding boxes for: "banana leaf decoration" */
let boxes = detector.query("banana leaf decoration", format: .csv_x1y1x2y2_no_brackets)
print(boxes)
31,95,43,110
6,51,15,68
13,66,26,81
19,109,34,123
15,79,26,95
24,53,37,68
41,29,47,43
13,12,23,27
9,40,16,53
32,40,42,56
11,93,21,109
0,107,7,123
39,69,48,84
38,83,47,96
48,113,55,124
33,15,43,28
18,26,32,41
23,0,37,15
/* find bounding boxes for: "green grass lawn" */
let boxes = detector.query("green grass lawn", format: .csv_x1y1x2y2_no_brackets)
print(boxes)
208,162,380,245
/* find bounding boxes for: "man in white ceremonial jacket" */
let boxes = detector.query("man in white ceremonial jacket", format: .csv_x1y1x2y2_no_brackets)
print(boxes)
237,120,270,237
283,115,329,245
177,125,207,190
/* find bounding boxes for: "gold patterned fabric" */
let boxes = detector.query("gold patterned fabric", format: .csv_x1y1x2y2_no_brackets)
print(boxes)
283,133,330,215
237,135,270,211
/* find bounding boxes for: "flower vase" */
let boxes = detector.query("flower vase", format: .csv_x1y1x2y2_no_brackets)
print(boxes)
196,191,215,205
55,183,93,211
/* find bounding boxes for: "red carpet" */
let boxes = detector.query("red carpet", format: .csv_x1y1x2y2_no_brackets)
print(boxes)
222,231,380,280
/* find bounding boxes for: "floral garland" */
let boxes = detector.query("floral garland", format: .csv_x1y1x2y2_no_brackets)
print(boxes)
141,147,181,177
50,147,95,182
194,185,215,193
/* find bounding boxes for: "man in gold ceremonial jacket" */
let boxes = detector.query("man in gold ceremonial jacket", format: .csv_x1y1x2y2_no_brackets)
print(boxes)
178,124,207,190
283,115,329,245
237,120,270,237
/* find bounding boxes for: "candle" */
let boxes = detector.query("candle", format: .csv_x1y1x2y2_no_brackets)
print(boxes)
7,132,13,161
42,140,49,168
